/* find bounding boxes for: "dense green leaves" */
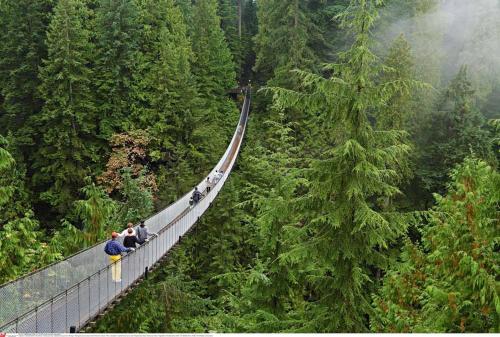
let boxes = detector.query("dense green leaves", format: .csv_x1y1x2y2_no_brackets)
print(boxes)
94,0,141,138
372,158,499,332
0,0,498,333
33,0,98,217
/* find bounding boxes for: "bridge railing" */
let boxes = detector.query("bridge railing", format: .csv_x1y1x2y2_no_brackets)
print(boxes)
0,88,251,333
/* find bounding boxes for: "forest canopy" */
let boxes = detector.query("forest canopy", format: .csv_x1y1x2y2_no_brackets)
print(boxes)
0,0,498,333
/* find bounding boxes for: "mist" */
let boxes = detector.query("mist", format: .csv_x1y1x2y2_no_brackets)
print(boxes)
379,0,500,95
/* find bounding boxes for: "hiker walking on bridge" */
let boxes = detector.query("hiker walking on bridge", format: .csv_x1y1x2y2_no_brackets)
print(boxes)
192,186,202,205
213,170,223,184
137,221,157,244
206,176,215,193
123,228,140,249
104,232,135,282
118,222,136,237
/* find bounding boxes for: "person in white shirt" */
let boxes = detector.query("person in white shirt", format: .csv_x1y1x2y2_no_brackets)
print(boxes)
118,222,136,237
213,170,223,184
206,176,215,193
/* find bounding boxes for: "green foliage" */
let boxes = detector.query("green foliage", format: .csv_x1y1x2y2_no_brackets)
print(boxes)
75,179,116,246
0,0,52,138
114,169,154,226
191,0,236,98
267,0,412,331
0,136,15,205
415,66,496,199
372,158,500,332
0,137,61,284
253,0,320,85
378,34,415,131
94,0,140,138
33,0,98,218
238,114,303,317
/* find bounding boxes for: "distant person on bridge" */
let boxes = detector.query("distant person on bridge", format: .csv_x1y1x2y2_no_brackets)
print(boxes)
119,222,136,237
123,228,140,249
213,170,223,184
104,232,135,282
137,220,157,244
206,176,214,193
192,186,202,205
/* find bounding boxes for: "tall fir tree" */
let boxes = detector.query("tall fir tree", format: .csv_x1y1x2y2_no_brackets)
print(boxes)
94,0,141,138
191,0,236,99
190,0,239,170
135,0,204,205
269,0,412,331
33,0,98,221
253,0,325,87
0,0,53,157
415,66,495,201
378,34,415,131
218,0,243,76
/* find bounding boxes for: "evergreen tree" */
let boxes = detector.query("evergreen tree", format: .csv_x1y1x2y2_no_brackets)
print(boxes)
378,34,415,131
218,0,243,75
134,0,200,202
269,0,412,331
191,0,236,98
190,0,239,171
415,66,495,199
75,179,116,246
372,158,499,332
94,0,141,138
33,0,98,219
114,169,154,226
0,0,52,141
0,137,61,283
253,0,320,86
237,114,302,322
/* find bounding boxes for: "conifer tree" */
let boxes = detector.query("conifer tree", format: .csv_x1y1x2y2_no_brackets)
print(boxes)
190,0,238,169
378,34,415,131
0,137,61,283
416,66,495,198
75,179,116,246
253,0,324,87
0,136,15,206
94,0,141,138
218,0,243,74
191,0,236,99
269,0,412,331
0,0,52,139
135,0,196,159
372,158,499,332
240,114,302,318
33,0,98,218
135,0,206,205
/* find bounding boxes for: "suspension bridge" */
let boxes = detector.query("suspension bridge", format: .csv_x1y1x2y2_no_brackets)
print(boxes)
0,87,251,333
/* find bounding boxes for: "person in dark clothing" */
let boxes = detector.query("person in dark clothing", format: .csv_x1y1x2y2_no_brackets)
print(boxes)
123,228,140,249
192,186,202,204
136,221,157,244
104,231,134,282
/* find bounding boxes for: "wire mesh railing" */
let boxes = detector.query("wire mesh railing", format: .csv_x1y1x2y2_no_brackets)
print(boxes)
0,87,251,333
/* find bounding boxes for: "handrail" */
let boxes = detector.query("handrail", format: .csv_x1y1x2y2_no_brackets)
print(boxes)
0,87,251,333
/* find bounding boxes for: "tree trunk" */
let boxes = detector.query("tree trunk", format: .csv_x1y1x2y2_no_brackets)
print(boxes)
238,0,242,38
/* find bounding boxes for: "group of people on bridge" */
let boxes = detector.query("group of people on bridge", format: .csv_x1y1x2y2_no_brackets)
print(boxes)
190,169,224,206
104,221,157,282
104,169,225,282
